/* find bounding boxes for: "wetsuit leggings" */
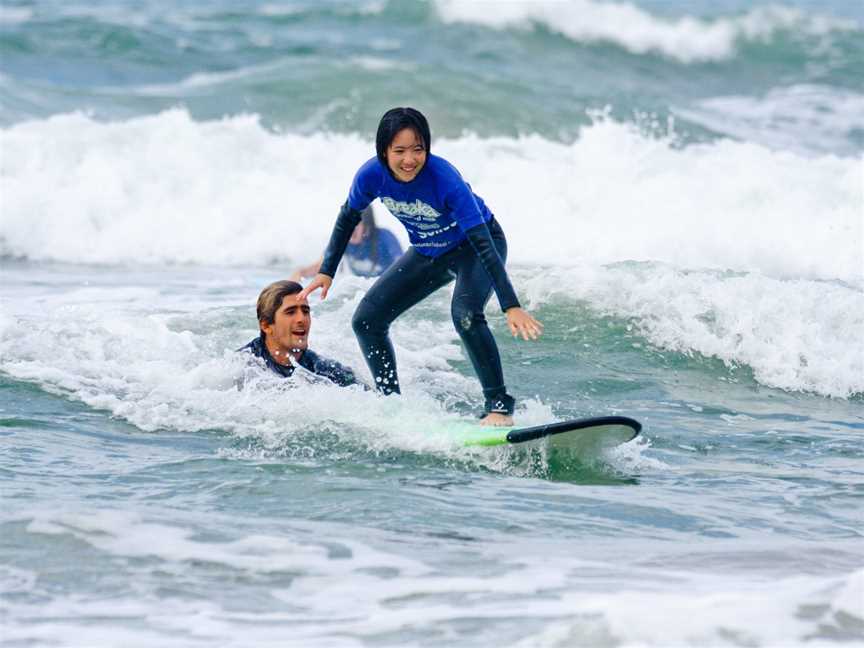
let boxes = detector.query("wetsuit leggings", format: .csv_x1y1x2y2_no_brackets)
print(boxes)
351,219,515,416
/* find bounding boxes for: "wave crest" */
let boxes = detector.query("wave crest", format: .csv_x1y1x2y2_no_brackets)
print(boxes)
433,0,859,63
1,109,860,284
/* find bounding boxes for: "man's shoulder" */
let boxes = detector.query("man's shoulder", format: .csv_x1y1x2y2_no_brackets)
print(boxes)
237,337,264,356
302,349,348,372
301,349,358,387
238,336,295,378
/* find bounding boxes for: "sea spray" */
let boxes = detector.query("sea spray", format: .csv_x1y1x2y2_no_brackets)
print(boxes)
2,111,860,282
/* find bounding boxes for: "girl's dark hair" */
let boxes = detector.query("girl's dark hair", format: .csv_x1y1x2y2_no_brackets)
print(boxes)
375,107,431,169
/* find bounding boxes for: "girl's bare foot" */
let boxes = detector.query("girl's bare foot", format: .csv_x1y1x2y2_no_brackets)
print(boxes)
479,412,514,427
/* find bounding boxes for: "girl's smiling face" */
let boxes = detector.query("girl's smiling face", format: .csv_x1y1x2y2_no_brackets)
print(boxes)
386,128,427,182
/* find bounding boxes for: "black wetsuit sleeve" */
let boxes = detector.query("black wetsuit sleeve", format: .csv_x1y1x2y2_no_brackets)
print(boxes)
464,222,521,312
319,201,364,278
301,350,360,388
320,361,359,388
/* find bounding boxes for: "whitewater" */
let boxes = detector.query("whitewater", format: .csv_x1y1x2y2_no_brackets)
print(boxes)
2,109,861,398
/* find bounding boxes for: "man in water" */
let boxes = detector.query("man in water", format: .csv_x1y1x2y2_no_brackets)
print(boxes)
239,279,358,387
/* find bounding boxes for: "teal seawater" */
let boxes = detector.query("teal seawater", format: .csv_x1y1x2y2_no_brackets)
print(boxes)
1,261,862,646
1,0,863,152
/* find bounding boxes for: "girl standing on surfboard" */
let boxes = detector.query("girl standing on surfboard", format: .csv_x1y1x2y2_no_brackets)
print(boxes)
298,107,542,426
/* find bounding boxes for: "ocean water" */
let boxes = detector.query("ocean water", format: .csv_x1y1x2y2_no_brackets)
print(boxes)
1,1,863,646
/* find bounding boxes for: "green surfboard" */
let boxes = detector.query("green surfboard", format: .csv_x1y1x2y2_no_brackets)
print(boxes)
443,416,641,454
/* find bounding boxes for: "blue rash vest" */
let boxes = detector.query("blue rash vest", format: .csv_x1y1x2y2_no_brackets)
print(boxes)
238,335,358,387
321,154,520,311
347,155,494,257
344,227,403,278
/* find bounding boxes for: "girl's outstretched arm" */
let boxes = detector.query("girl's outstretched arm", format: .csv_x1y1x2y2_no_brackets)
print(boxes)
462,222,544,341
506,307,543,340
298,201,364,300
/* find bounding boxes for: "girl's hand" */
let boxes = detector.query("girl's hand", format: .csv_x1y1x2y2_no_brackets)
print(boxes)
297,273,333,301
505,307,543,341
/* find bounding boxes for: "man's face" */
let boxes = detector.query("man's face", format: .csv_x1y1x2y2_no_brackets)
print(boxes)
261,294,311,360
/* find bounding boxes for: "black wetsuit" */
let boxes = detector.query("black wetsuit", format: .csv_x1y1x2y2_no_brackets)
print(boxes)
348,218,514,415
238,335,358,387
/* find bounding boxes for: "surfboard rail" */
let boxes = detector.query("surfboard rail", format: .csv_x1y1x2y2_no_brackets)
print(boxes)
506,415,642,444
449,415,642,450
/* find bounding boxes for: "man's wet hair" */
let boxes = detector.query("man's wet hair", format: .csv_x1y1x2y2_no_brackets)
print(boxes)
375,107,431,171
257,280,303,326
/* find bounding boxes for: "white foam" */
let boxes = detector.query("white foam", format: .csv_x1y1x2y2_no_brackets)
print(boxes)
520,263,864,398
9,502,863,647
675,84,864,156
259,1,386,18
448,122,862,284
0,110,374,266
0,275,511,460
0,6,33,24
126,60,294,96
1,110,859,283
2,110,861,399
0,565,37,595
512,568,864,648
433,0,858,63
346,55,406,72
605,435,669,472
257,4,303,18
26,508,427,575
831,567,864,621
